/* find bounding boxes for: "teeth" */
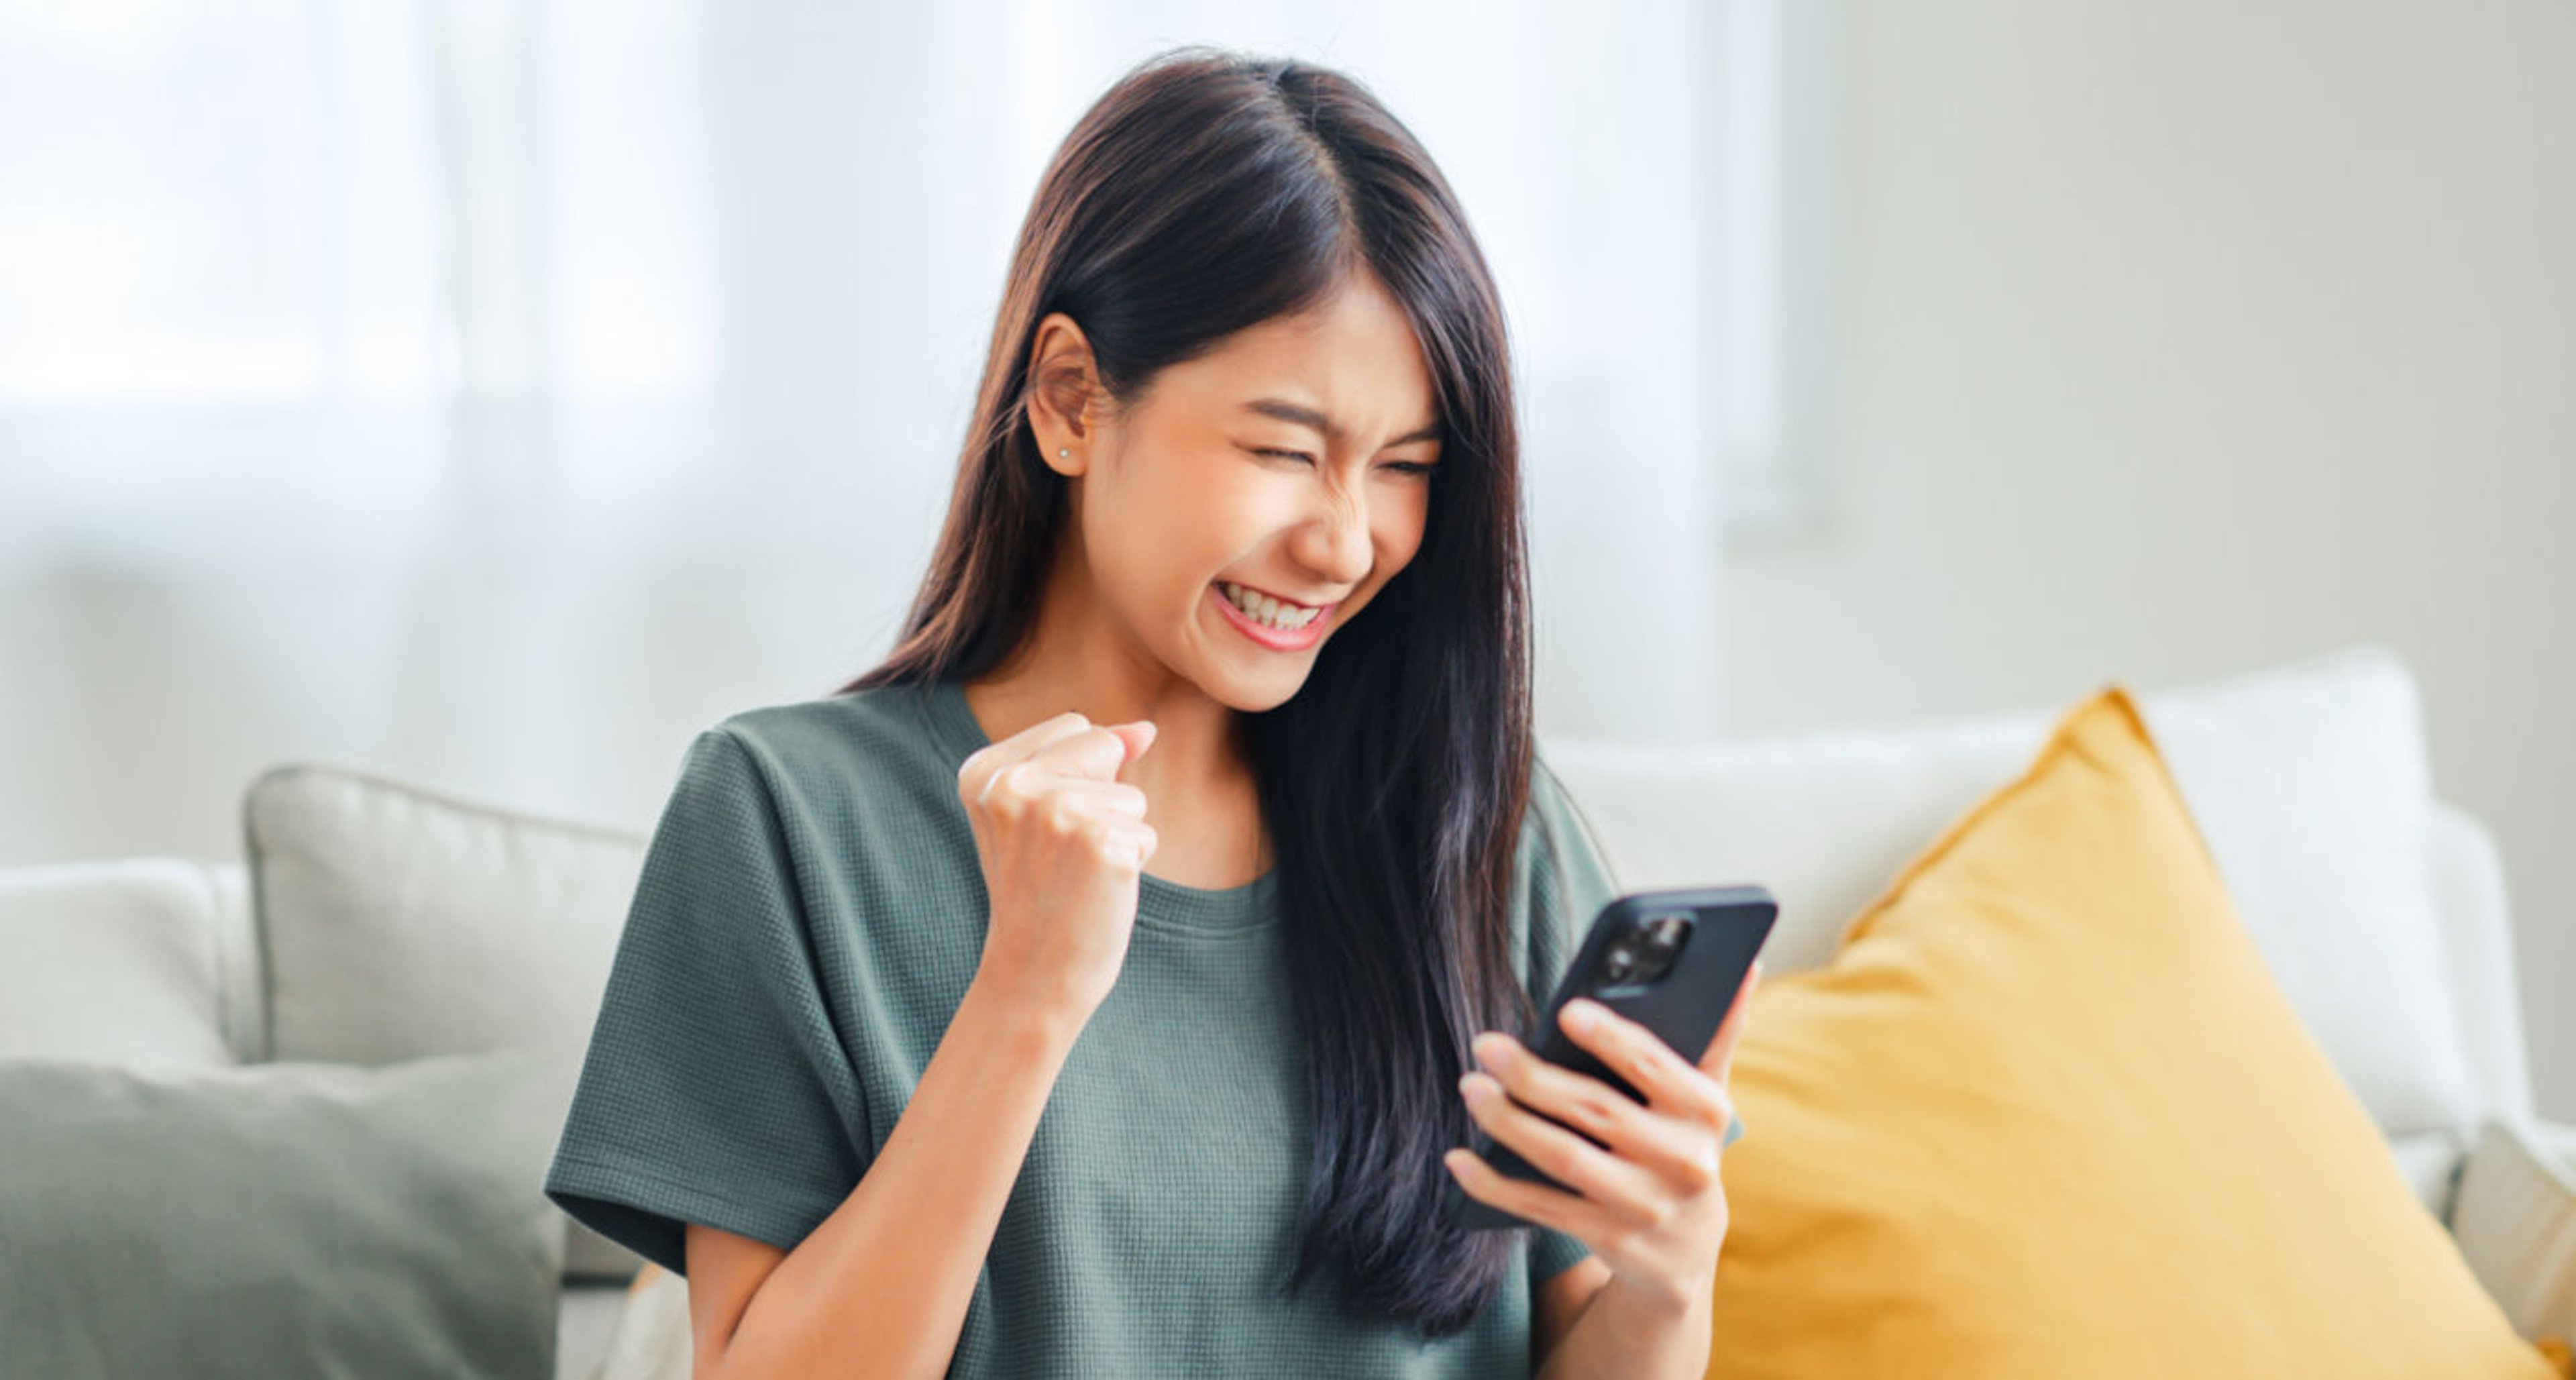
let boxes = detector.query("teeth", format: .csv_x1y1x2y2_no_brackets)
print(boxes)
1220,581,1322,632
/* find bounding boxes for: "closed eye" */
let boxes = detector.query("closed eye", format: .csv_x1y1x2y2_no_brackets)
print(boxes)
1254,447,1436,478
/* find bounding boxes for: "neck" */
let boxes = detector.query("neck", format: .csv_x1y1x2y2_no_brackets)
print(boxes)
959,527,1258,837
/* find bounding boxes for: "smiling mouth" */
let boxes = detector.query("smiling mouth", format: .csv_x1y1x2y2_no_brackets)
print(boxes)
1210,582,1336,652
1215,579,1335,632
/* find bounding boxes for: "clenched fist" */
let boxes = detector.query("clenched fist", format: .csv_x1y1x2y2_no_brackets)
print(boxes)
956,711,1160,1024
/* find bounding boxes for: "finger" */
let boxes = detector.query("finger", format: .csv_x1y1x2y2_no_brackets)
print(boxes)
1103,818,1159,866
961,712,1097,804
1107,721,1157,780
1442,1146,1622,1242
989,709,1100,762
1699,960,1763,1081
1458,1071,1668,1232
1034,723,1153,784
1560,999,1729,1128
1470,1032,1713,1188
1036,778,1150,819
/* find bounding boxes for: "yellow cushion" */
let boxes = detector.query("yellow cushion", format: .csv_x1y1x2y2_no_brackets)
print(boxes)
1708,686,2566,1379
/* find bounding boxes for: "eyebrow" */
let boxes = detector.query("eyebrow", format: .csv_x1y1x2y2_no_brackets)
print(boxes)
1241,397,1444,449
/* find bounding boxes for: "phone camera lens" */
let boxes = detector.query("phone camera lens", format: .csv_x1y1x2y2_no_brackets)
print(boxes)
1603,940,1637,983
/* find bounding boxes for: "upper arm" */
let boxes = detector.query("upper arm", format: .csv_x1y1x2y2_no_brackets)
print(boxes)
686,1220,789,1377
541,727,873,1277
1534,1253,1613,1363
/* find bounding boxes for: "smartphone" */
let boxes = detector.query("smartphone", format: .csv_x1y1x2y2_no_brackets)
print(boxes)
1445,884,1776,1232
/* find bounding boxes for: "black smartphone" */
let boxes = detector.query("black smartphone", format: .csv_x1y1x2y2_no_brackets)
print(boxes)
1445,884,1776,1232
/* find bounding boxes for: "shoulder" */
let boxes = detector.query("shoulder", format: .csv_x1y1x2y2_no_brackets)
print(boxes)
714,683,936,772
1509,754,1582,943
1525,753,1578,838
643,685,985,946
1520,751,1610,882
690,683,963,819
1515,749,1622,980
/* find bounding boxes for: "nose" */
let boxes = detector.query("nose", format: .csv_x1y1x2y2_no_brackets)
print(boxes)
1293,483,1373,588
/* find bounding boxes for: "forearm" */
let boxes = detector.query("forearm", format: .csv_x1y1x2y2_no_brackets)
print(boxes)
714,975,1083,1380
1536,1273,1713,1380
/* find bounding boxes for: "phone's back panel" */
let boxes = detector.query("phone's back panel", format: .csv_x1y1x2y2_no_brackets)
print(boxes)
1450,886,1776,1232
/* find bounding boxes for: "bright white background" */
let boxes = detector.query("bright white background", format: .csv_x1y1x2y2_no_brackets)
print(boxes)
0,0,1807,847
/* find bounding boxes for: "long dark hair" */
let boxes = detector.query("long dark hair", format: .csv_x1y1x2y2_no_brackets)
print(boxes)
839,45,1538,1337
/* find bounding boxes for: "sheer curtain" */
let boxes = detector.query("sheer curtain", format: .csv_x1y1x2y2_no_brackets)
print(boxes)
0,0,1787,865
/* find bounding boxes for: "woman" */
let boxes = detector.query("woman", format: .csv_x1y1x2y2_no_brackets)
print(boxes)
544,44,1756,1378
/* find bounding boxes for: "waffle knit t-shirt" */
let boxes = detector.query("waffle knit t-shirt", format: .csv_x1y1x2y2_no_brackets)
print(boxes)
543,675,1737,1377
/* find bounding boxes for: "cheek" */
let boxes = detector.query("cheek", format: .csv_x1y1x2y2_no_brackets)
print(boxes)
1374,491,1432,572
1190,482,1277,545
1091,451,1232,549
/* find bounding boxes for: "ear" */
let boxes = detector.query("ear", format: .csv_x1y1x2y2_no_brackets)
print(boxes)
1027,311,1102,478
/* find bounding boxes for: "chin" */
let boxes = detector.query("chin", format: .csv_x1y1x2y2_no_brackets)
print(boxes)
1212,668,1309,716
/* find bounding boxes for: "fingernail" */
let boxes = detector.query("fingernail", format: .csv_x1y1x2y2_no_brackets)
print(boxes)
1470,1032,1513,1073
1458,1072,1489,1102
1562,999,1601,1033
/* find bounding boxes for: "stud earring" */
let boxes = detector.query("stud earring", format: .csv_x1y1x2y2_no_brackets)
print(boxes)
1059,448,1069,459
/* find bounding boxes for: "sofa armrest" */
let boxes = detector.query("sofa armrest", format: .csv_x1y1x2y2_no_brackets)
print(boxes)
2453,1116,2576,1364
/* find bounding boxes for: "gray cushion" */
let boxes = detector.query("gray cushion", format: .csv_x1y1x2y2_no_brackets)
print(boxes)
0,1049,574,1379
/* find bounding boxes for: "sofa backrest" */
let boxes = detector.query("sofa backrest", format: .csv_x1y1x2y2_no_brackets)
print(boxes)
1,641,2530,1246
2430,798,2538,1128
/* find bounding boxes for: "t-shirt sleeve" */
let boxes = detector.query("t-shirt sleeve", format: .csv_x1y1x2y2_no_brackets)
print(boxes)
543,726,871,1279
1518,757,1746,1291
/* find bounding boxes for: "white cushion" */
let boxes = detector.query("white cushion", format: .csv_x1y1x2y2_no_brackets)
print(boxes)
243,763,644,1065
0,858,246,1068
2138,645,2476,1134
1541,642,2481,1138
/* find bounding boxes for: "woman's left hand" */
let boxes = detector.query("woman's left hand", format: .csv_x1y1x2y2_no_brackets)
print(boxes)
1443,961,1762,1311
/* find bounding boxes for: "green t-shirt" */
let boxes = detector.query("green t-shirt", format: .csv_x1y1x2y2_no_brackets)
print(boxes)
544,675,1715,1376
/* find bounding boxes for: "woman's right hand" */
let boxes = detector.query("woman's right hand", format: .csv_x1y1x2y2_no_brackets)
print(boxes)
956,710,1160,1024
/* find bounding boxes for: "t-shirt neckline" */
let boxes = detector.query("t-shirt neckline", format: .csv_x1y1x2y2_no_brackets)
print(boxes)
916,675,1280,934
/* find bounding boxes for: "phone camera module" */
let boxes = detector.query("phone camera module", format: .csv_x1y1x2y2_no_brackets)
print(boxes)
1625,914,1693,985
1599,914,1697,992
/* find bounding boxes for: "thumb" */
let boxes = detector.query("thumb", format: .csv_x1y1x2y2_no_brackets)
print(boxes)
1110,720,1157,765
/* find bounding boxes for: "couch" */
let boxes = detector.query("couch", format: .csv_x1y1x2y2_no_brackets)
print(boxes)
3,641,2567,1377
